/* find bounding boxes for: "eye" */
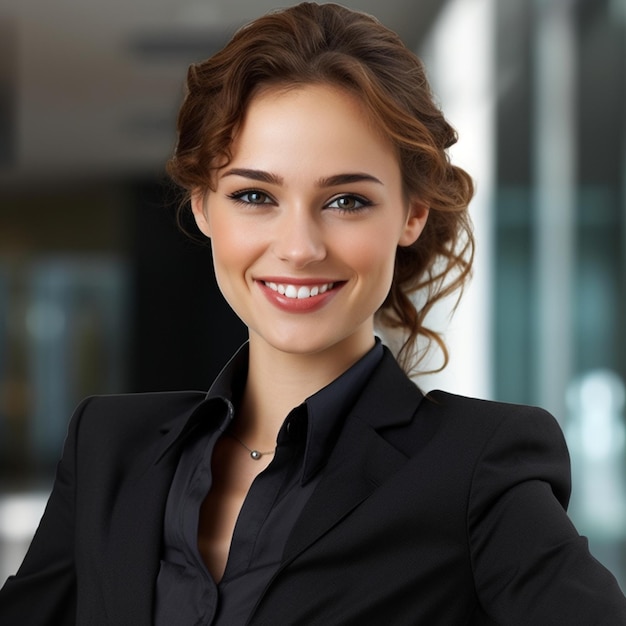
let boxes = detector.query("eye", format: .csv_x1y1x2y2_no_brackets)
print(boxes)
326,194,372,213
227,189,274,205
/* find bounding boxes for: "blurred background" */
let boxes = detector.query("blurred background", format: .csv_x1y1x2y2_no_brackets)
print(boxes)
0,0,625,590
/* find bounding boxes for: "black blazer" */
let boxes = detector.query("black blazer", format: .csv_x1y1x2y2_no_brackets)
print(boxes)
1,349,625,625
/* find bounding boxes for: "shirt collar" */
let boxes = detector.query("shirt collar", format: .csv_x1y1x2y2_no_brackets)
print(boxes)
298,339,383,483
200,338,384,483
205,341,249,405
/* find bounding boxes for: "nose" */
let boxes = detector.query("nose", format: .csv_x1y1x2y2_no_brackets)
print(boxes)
271,208,327,268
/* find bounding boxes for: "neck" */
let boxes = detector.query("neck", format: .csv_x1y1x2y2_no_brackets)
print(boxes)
234,333,375,448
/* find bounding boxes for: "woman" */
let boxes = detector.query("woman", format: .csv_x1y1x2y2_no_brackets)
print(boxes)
1,3,625,624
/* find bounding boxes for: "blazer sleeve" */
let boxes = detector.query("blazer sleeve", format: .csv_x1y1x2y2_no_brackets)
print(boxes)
0,397,90,625
468,406,626,624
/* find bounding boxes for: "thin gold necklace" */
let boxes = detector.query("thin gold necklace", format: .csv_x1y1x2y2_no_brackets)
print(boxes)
228,432,275,461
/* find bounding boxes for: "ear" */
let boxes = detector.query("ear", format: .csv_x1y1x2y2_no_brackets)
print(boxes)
398,197,429,246
190,190,211,238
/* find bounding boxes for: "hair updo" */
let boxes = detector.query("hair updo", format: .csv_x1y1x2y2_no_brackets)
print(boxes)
167,1,474,373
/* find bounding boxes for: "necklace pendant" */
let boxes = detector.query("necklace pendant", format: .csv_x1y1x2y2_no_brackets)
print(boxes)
250,450,262,460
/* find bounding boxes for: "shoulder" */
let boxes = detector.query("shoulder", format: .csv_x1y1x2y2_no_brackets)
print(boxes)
386,388,569,477
414,390,571,504
373,349,560,437
59,390,209,475
368,352,567,457
423,389,552,420
419,389,565,443
68,390,207,441
420,390,570,468
76,390,207,418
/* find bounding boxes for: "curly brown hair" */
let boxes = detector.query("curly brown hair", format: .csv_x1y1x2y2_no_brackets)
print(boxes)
167,2,474,373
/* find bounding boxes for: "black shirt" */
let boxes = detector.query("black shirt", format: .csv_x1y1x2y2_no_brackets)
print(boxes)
154,340,383,625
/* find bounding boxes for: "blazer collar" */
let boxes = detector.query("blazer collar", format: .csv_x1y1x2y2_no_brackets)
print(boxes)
154,343,251,464
156,339,386,484
349,346,424,430
154,395,230,465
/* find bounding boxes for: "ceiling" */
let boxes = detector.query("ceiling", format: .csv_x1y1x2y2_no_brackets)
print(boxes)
0,0,445,187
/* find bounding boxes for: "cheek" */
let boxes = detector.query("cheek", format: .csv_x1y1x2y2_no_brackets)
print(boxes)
207,223,247,296
338,226,399,286
209,217,257,271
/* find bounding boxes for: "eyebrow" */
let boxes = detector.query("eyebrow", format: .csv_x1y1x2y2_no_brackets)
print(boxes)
316,173,383,187
220,168,383,187
220,168,283,185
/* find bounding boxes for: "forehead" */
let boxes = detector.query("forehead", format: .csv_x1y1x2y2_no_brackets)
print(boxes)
226,83,400,178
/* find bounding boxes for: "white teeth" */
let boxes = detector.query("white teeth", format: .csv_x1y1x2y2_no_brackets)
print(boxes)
264,281,334,299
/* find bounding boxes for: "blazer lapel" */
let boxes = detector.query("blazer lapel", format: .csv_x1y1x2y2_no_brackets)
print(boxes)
101,395,210,625
281,414,408,563
282,349,423,563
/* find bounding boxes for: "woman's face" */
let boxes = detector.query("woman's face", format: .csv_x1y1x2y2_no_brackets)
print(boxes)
192,84,428,364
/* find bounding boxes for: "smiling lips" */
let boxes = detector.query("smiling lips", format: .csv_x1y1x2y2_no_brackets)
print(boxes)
258,279,342,312
264,281,334,299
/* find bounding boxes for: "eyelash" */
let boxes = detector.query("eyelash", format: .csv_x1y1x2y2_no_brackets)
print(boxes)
326,194,373,213
226,189,274,206
226,189,373,213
